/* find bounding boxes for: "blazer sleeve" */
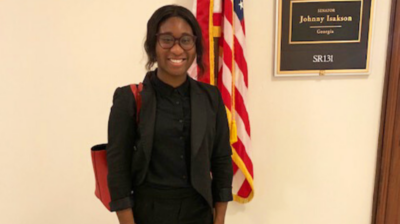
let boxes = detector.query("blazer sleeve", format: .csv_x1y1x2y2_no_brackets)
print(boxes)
211,87,234,203
106,86,136,212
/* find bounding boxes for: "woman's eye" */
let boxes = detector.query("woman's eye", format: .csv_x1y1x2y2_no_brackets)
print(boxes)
161,36,174,42
181,37,193,44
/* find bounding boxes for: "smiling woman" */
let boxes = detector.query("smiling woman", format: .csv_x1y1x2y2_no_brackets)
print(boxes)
104,4,233,224
154,17,197,86
144,5,205,77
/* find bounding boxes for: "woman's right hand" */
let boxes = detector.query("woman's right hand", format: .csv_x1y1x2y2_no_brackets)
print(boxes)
116,208,135,224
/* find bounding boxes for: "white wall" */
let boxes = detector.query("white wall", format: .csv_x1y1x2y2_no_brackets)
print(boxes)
0,0,391,224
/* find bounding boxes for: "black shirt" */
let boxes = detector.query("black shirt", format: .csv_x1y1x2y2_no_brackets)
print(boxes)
144,73,192,188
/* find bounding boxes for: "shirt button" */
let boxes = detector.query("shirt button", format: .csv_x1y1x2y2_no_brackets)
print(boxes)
182,175,187,179
179,136,183,140
180,155,184,159
176,101,180,105
179,119,183,123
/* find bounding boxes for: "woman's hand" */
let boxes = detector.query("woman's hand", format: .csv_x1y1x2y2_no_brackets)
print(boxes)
116,208,135,224
214,219,225,224
214,202,228,224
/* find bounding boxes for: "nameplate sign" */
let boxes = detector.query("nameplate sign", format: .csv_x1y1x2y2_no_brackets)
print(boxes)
275,0,374,76
290,1,362,43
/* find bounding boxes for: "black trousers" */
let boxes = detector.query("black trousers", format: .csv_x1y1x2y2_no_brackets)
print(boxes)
133,185,213,224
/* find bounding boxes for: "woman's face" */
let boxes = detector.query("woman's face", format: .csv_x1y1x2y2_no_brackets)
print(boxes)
155,16,196,78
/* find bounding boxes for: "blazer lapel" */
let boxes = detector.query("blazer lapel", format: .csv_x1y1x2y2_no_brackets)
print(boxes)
190,78,207,158
138,72,156,161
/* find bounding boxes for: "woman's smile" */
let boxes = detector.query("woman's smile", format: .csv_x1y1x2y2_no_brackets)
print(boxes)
168,58,186,66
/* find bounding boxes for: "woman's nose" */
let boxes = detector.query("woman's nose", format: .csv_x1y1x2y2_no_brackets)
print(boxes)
170,41,184,54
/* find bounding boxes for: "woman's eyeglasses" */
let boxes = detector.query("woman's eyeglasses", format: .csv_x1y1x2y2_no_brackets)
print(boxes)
156,33,197,51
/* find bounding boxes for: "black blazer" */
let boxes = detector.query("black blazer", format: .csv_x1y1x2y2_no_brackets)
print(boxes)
106,71,233,211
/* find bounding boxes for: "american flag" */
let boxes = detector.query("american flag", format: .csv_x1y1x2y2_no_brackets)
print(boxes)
191,0,254,203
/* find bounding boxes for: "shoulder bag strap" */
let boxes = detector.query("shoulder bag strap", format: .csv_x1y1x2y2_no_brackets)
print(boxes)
129,83,143,123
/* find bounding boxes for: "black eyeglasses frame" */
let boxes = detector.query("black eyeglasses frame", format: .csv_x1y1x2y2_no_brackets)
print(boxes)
156,33,197,51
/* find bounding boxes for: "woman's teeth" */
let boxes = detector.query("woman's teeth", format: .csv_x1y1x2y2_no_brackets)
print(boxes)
170,59,184,63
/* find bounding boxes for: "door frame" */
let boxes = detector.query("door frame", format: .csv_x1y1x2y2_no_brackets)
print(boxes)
372,0,400,223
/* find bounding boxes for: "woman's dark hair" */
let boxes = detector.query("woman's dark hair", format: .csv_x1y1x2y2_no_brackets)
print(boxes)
144,5,205,74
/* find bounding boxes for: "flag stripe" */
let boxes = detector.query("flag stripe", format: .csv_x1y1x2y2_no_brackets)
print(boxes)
234,87,251,135
224,0,233,24
232,138,253,176
234,63,248,102
232,161,239,174
220,63,232,109
234,37,249,86
233,111,251,155
234,12,246,45
222,40,233,73
237,177,252,197
232,170,246,194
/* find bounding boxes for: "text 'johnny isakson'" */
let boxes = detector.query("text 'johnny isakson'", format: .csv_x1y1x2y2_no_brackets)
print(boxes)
299,14,353,24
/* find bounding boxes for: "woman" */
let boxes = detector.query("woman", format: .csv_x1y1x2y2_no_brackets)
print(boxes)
106,5,233,224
